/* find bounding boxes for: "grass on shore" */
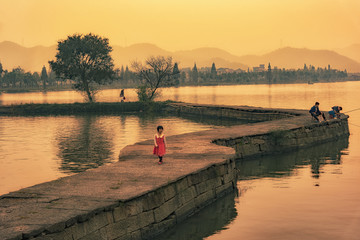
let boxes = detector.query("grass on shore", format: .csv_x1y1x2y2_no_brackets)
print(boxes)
0,101,174,116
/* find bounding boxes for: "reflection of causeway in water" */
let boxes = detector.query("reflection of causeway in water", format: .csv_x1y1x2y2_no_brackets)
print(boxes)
155,192,238,240
236,136,349,180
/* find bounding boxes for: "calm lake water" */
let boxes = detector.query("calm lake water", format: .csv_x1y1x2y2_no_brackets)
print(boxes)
0,114,236,195
1,82,360,240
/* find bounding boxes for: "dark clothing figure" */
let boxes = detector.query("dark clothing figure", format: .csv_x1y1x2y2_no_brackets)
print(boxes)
309,105,326,122
329,106,342,119
332,106,341,113
328,110,336,119
120,89,125,102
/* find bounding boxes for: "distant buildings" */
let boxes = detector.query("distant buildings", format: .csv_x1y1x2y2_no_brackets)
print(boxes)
253,64,265,72
217,68,244,74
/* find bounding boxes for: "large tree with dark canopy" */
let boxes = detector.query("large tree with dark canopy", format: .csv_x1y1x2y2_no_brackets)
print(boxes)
49,33,115,102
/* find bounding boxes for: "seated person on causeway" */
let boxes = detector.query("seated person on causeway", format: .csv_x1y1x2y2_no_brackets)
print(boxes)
309,102,326,122
328,106,342,119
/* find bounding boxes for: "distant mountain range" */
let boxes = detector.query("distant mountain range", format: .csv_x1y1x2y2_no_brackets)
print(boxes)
0,41,56,72
1,41,360,73
238,47,360,72
335,44,360,63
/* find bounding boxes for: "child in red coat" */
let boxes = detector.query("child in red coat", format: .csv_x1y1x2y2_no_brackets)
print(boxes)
153,126,166,165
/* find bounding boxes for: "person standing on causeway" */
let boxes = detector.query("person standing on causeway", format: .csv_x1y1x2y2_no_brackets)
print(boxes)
153,126,166,165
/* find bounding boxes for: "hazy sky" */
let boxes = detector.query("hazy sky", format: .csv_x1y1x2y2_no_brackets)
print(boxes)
0,0,359,55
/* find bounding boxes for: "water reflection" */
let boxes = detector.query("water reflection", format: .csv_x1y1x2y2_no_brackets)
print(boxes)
41,91,48,104
158,137,349,240
1,113,226,195
237,137,348,180
268,84,272,108
173,87,180,102
211,87,216,104
156,192,238,240
56,115,113,173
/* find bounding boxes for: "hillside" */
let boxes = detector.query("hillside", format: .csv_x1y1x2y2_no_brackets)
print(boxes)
112,43,172,67
112,45,248,70
172,47,248,70
239,47,360,72
335,44,360,63
0,41,56,72
1,41,360,73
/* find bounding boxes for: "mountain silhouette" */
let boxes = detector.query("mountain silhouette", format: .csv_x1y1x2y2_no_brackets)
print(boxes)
0,41,56,72
0,41,359,73
335,44,360,63
173,47,248,70
238,47,360,72
112,43,171,67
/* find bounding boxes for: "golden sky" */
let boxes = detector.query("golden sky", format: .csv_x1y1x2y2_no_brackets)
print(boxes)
0,0,359,55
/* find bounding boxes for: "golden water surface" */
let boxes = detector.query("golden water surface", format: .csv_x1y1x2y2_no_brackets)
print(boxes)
0,82,359,240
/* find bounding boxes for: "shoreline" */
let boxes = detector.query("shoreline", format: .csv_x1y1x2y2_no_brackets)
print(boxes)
1,78,360,94
0,102,171,116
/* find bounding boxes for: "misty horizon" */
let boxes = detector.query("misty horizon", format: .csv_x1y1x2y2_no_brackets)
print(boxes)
1,39,360,73
1,39,360,57
1,0,360,55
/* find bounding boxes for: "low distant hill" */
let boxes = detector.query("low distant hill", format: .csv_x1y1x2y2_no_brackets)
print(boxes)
1,41,360,73
112,43,172,67
111,44,248,70
0,41,56,72
335,44,360,63
172,47,248,70
238,47,360,72
0,41,249,71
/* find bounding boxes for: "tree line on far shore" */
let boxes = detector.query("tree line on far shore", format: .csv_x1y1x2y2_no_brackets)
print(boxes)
0,33,350,102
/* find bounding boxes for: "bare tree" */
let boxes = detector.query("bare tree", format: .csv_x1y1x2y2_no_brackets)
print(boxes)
132,56,179,101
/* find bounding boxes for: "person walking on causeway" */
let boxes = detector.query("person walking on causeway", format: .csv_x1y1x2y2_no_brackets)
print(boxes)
153,126,166,165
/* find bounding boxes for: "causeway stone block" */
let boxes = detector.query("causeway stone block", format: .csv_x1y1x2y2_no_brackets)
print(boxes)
34,231,73,240
129,230,142,240
105,220,128,240
162,184,176,201
140,224,159,240
175,177,189,192
195,181,209,195
137,210,155,229
81,211,110,236
178,186,197,205
113,204,126,222
143,190,165,211
126,215,140,233
175,199,196,222
78,229,107,240
223,172,235,184
125,199,144,216
195,190,215,208
215,164,227,176
153,197,179,223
